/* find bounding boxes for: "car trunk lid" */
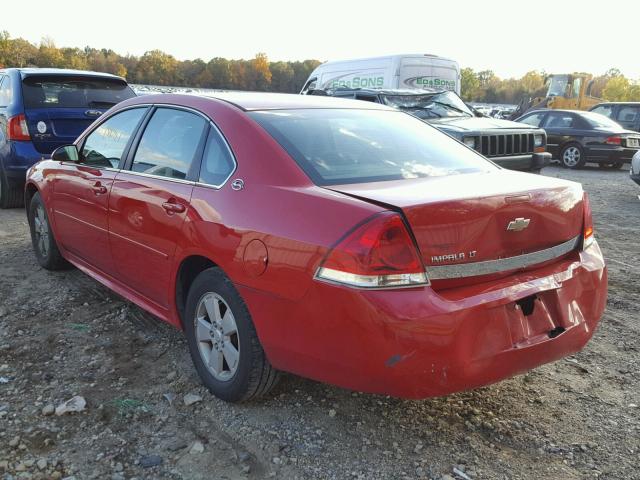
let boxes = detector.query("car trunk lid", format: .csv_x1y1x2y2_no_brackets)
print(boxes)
328,171,584,288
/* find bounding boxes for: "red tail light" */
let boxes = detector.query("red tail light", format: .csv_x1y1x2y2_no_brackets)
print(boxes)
582,192,594,249
605,136,622,145
8,114,31,141
315,212,428,288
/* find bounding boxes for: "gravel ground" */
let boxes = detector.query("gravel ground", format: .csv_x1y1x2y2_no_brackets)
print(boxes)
0,165,638,480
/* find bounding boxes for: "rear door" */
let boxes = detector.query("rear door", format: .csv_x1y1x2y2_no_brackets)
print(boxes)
52,107,148,275
21,75,136,155
541,112,579,156
108,107,208,308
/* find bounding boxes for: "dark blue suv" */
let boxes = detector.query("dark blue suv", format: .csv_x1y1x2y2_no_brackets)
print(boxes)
0,68,136,207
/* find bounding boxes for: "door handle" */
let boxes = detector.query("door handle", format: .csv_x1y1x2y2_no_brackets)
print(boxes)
91,182,108,195
162,201,186,214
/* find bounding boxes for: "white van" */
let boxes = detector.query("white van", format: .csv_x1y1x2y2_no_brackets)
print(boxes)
300,54,461,95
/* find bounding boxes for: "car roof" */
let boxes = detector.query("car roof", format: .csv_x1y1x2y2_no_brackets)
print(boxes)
592,101,640,106
329,87,443,96
0,67,126,82
194,91,393,111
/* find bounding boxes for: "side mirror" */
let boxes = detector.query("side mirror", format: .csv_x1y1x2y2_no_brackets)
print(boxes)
51,145,80,162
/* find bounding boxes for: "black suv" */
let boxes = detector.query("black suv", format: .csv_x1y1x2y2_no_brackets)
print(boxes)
318,88,551,172
589,102,640,132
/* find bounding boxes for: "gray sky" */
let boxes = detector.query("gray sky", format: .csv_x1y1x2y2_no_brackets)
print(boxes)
4,0,639,79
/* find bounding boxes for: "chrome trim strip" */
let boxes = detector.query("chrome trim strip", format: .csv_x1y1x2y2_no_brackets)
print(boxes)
426,235,581,280
116,169,196,186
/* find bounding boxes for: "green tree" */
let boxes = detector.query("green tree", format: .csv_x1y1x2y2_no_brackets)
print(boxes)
460,68,480,100
603,76,630,101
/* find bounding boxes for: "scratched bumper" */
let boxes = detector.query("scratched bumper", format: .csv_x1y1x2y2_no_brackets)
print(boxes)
240,242,607,399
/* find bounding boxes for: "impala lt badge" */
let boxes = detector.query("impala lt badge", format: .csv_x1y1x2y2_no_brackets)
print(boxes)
507,217,530,232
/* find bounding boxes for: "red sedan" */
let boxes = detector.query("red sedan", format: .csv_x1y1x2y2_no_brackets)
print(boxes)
24,93,607,402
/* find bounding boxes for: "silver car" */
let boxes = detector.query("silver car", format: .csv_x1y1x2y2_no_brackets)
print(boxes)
632,150,640,186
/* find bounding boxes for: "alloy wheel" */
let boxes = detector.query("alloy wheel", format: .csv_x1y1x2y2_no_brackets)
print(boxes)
33,205,50,258
194,292,240,381
562,146,581,167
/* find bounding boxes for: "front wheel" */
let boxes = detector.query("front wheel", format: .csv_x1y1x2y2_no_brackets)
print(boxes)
184,267,279,402
28,192,69,270
561,143,586,169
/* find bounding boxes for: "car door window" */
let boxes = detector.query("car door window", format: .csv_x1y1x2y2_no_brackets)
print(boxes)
199,127,236,187
616,106,640,125
81,108,147,168
131,108,206,180
543,113,574,128
518,112,545,127
591,105,614,119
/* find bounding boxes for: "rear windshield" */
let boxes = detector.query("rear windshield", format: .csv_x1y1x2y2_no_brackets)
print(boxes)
22,75,136,109
250,109,495,185
580,111,623,129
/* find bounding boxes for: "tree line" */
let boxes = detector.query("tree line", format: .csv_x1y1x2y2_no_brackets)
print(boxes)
2,31,640,102
0,31,320,93
461,67,640,104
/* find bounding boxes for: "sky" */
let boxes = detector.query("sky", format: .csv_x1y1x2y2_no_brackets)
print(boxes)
3,0,640,79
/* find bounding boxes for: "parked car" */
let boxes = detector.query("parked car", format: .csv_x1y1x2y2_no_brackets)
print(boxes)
631,150,640,186
516,109,640,169
321,87,551,172
0,68,136,208
25,92,607,402
590,102,640,132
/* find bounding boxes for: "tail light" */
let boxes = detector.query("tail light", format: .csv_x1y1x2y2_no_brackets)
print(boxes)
8,114,31,141
315,212,428,288
582,192,594,249
605,136,622,145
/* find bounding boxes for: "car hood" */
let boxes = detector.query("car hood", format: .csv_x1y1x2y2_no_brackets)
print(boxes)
429,116,535,132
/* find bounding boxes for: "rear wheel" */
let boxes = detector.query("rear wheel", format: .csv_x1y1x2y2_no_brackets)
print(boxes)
184,267,279,402
0,167,23,209
561,143,585,169
28,192,68,270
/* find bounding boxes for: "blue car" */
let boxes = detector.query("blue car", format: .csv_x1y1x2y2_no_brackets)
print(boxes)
0,68,136,208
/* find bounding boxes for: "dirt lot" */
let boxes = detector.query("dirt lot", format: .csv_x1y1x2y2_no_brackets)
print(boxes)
0,165,638,480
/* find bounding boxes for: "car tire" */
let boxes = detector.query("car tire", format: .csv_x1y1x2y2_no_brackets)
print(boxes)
599,162,624,170
184,267,279,402
28,192,69,270
0,167,23,209
560,143,586,169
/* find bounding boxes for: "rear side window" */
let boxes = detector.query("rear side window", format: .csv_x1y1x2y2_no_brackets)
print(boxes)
591,104,614,118
131,108,206,180
82,108,147,168
199,128,235,186
617,106,640,123
250,109,495,186
22,75,136,109
543,113,575,128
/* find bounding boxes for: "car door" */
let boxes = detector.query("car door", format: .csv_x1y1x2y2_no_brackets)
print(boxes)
541,112,577,157
108,106,207,308
52,107,148,275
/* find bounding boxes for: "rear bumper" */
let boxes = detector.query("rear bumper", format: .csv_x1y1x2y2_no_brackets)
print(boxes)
1,141,46,183
242,242,607,398
491,152,551,171
631,173,640,186
587,146,638,164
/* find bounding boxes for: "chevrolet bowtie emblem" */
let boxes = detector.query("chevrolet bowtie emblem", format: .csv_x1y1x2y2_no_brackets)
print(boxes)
507,217,530,232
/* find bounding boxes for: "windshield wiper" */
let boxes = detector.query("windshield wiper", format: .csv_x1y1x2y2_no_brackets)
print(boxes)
430,101,472,116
